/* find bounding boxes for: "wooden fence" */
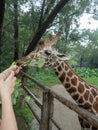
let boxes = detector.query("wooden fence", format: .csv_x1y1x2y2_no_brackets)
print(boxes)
20,70,98,130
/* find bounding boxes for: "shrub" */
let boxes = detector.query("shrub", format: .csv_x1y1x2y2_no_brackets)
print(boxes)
75,68,98,78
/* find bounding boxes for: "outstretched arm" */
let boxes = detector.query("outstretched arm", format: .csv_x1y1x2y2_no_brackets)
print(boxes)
0,66,20,130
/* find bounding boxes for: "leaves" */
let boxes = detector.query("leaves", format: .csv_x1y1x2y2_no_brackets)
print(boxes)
12,98,17,104
75,68,98,78
14,90,19,97
12,79,23,105
11,61,17,66
24,96,31,103
29,59,36,66
29,58,45,68
38,58,45,68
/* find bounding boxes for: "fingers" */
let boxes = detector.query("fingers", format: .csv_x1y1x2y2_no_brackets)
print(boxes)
10,65,22,74
6,71,15,81
0,73,6,81
0,66,17,81
10,65,18,72
0,65,21,81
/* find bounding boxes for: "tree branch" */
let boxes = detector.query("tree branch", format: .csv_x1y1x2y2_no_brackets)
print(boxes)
43,0,56,17
38,0,46,29
25,0,70,56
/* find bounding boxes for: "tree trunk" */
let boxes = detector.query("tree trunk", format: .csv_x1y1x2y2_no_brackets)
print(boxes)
25,0,70,55
38,0,46,29
0,0,5,55
13,0,19,61
79,56,83,69
44,0,56,16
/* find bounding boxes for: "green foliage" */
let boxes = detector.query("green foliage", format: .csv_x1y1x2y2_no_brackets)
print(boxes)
24,96,31,103
12,78,33,123
26,67,98,88
38,59,45,68
29,58,45,68
75,68,98,78
84,77,98,86
29,59,36,66
89,49,98,68
27,68,60,88
71,29,98,68
13,79,32,122
14,102,32,122
12,79,23,104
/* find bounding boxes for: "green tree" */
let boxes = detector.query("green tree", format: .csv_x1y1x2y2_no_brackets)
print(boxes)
0,0,5,71
1,0,98,70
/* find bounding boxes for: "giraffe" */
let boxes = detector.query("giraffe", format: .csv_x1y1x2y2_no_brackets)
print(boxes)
37,49,98,130
16,32,98,129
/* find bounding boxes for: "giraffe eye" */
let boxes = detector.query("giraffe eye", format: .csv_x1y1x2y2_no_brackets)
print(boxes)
45,50,52,55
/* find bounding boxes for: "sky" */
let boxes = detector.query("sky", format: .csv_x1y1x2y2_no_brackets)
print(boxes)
21,3,98,30
79,13,98,30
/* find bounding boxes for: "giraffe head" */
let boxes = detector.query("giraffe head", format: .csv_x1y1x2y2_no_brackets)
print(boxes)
17,32,69,68
17,32,61,66
34,32,69,68
38,49,70,68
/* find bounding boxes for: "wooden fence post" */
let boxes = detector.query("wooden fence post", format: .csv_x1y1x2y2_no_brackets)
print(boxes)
40,90,54,130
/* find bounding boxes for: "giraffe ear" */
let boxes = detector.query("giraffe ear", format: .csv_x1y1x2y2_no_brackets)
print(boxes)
57,54,70,61
61,57,70,61
64,56,70,61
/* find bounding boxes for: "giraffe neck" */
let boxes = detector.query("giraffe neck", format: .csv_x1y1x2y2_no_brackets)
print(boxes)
52,60,98,109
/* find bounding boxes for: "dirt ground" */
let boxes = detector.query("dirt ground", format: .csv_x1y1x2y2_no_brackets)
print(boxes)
51,84,81,130
30,84,81,130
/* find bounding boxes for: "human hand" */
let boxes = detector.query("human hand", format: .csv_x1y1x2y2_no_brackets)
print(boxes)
7,65,21,75
0,65,21,81
0,71,16,98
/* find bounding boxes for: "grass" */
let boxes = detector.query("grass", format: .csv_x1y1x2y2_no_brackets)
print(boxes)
27,68,60,87
84,77,98,87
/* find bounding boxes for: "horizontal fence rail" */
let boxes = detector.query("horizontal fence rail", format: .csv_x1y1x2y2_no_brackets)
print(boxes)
20,70,98,130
